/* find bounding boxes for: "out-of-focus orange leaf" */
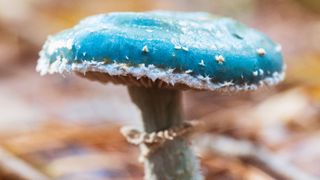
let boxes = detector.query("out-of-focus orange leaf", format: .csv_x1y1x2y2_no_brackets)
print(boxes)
286,54,320,101
287,54,320,85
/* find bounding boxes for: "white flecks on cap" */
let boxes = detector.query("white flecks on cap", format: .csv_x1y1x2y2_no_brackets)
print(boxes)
197,75,205,81
211,44,217,50
66,39,73,49
146,29,153,33
181,47,189,51
257,48,266,56
253,71,258,76
203,75,212,82
47,39,73,55
139,63,145,67
216,31,223,37
167,68,175,73
199,60,205,66
142,45,149,53
174,45,182,50
215,55,225,64
37,57,285,92
259,69,264,75
223,81,234,86
185,70,193,74
119,63,129,70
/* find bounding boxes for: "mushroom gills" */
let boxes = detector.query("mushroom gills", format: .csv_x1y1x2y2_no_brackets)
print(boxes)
75,71,191,90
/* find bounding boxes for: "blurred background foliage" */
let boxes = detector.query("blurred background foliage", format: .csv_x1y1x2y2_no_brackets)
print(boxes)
0,0,319,179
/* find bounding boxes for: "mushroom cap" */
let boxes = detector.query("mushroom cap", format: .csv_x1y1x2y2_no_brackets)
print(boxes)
37,11,285,91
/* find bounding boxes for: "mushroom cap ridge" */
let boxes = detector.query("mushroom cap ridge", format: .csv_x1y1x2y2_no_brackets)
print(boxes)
37,11,285,91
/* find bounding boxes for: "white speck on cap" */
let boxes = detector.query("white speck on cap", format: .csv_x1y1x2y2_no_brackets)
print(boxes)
142,45,149,53
146,29,153,33
47,39,73,55
199,60,205,66
185,70,193,74
223,81,234,86
259,69,264,75
167,68,175,73
139,63,146,68
182,47,189,51
211,44,217,50
174,45,182,50
257,48,266,56
197,75,205,80
215,55,225,64
204,75,212,82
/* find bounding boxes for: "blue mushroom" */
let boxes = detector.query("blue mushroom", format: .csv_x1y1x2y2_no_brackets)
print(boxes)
37,11,284,91
37,11,285,180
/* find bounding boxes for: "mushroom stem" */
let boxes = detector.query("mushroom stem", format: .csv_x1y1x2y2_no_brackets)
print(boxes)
127,86,203,180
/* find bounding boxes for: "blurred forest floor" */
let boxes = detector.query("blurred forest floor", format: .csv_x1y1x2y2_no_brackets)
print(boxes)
0,0,319,179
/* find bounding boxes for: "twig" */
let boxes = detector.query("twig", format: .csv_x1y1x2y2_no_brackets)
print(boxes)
121,121,199,161
194,134,318,180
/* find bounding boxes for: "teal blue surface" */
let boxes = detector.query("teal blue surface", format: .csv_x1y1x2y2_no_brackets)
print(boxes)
41,11,284,85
